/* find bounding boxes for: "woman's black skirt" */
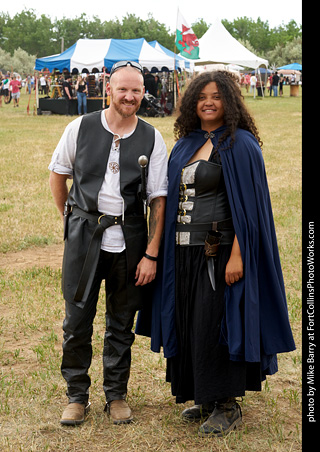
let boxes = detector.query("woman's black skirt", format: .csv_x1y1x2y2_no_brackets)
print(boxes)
166,245,261,404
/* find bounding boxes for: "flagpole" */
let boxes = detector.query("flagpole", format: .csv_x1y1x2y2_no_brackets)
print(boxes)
175,7,199,95
173,8,179,109
173,62,176,110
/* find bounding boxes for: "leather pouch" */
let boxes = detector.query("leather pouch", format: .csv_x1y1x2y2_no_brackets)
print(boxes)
204,230,223,257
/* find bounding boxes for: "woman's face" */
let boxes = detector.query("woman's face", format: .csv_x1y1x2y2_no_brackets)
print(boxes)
196,81,225,131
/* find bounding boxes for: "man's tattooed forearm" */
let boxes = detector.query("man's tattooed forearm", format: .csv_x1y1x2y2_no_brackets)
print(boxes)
147,198,162,244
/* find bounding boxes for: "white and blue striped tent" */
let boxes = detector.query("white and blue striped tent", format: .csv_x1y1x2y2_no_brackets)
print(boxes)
35,38,184,74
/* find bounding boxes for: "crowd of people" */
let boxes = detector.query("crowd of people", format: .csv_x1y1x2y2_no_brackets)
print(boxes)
240,70,301,97
0,68,172,116
0,71,36,107
0,67,301,113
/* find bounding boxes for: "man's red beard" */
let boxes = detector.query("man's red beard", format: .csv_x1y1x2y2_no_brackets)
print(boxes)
111,94,141,118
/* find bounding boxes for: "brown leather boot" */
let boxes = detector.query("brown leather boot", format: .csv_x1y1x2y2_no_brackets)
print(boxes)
60,402,90,425
198,398,242,437
107,399,133,424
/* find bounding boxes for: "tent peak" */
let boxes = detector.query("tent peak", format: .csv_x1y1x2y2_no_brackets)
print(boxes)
196,18,268,69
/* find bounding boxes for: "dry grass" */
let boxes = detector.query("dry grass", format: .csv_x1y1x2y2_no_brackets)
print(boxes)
0,86,302,451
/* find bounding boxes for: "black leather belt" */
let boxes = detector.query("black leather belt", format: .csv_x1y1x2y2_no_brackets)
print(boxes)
71,206,145,302
176,217,233,232
72,206,144,226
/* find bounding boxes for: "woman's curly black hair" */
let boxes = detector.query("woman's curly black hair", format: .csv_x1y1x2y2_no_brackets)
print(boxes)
174,70,263,150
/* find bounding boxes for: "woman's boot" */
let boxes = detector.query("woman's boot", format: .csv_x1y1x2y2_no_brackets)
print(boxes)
181,402,215,421
198,398,242,436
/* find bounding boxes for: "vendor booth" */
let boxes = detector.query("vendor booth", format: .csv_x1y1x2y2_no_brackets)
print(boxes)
277,63,302,97
35,38,189,115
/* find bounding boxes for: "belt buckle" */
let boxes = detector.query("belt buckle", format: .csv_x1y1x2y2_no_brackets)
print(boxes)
98,214,106,225
98,214,120,225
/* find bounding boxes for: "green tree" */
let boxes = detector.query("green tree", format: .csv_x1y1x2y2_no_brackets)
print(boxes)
54,14,89,51
269,20,302,49
266,37,302,67
83,16,106,39
2,9,56,56
0,12,9,48
0,9,302,63
223,17,271,54
143,14,174,50
0,48,12,72
11,48,36,75
191,18,210,39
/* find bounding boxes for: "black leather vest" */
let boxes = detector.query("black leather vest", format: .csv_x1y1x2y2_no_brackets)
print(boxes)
68,111,155,215
62,111,155,304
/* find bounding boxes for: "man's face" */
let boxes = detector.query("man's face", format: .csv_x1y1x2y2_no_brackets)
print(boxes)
108,67,145,118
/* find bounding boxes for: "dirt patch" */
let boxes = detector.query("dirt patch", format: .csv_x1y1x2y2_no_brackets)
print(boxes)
0,243,64,272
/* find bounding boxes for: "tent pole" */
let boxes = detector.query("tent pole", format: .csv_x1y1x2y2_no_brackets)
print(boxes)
36,73,39,113
258,68,264,98
102,67,106,109
173,9,178,109
173,47,177,109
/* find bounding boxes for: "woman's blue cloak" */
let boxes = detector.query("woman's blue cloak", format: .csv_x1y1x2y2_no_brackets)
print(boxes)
136,126,295,378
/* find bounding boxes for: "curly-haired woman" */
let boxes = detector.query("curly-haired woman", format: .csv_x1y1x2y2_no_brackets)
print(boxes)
137,70,295,436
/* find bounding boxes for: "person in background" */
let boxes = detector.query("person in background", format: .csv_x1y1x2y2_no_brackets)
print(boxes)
2,73,11,103
62,75,73,116
244,73,250,93
40,74,47,95
143,68,157,97
136,70,295,437
267,74,272,96
154,75,162,98
272,71,280,97
249,73,256,95
26,75,32,95
9,75,21,107
75,75,88,115
279,73,284,97
49,61,168,427
0,73,3,107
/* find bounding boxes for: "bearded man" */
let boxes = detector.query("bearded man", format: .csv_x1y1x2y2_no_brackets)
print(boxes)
49,61,168,425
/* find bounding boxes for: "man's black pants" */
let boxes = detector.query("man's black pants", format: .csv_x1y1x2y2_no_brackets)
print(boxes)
61,250,137,405
65,97,73,116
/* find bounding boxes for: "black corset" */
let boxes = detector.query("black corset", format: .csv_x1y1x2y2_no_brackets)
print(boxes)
176,159,234,246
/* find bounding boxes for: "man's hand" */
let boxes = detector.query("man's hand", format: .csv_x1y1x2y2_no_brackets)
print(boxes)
135,257,157,286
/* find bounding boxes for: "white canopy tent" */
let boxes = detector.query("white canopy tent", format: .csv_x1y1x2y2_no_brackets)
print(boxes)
196,18,268,70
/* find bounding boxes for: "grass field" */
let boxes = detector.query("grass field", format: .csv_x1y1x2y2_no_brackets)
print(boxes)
0,85,302,451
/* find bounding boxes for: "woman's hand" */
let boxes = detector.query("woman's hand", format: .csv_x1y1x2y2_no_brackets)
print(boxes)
225,235,243,286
